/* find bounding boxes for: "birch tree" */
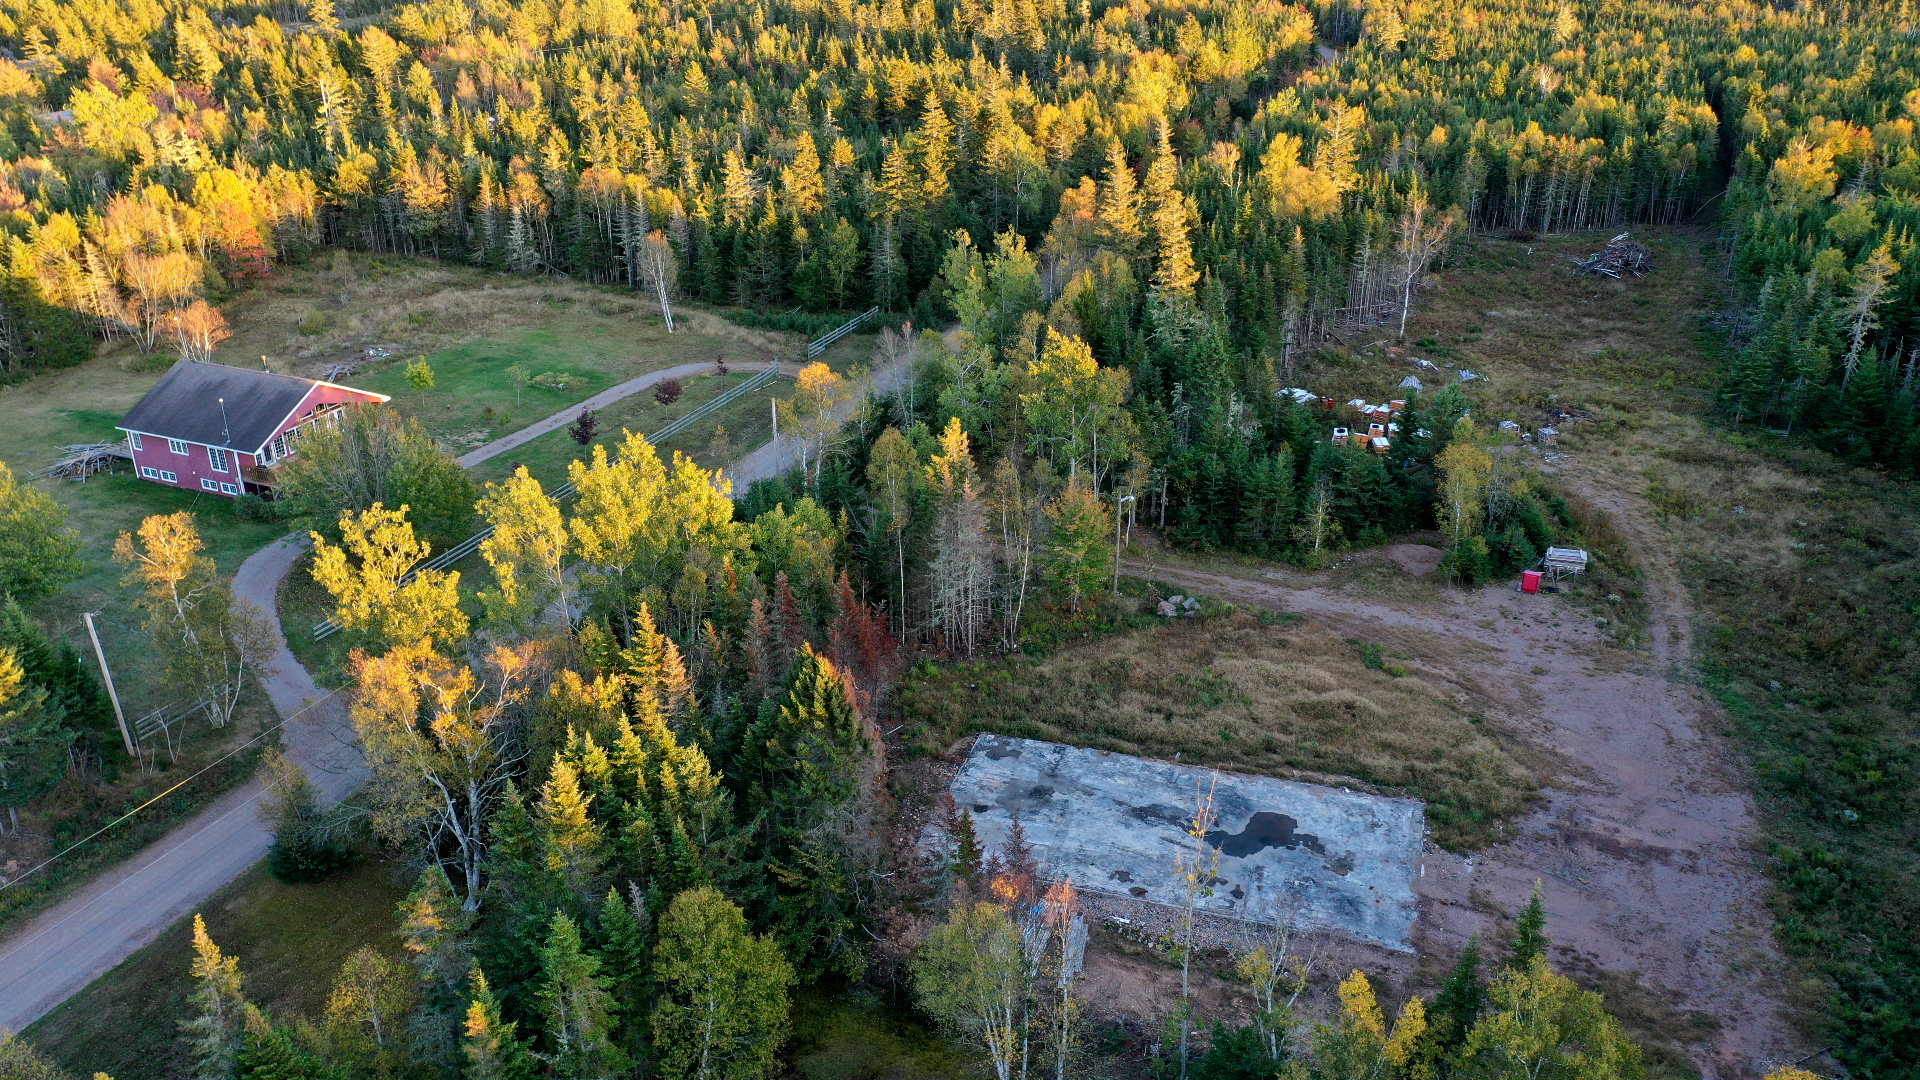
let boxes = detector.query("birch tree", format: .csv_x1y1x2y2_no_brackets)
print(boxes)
478,467,573,634
324,947,418,1075
638,230,677,332
116,512,276,727
864,427,919,638
1394,186,1456,339
913,902,1028,1080
310,503,468,652
567,432,743,630
1454,957,1642,1077
1435,422,1493,549
351,639,534,910
787,362,857,483
651,887,795,1080
987,458,1045,646
926,419,992,654
1019,329,1129,485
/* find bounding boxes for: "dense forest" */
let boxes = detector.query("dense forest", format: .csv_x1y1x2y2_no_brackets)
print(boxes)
2,0,1920,1074
0,0,1917,549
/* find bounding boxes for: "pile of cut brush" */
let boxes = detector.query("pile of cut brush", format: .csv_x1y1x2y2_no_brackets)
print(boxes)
38,442,128,481
1575,234,1653,278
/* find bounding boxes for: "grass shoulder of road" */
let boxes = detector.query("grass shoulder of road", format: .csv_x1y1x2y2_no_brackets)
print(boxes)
0,687,278,941
23,852,413,1080
20,847,973,1080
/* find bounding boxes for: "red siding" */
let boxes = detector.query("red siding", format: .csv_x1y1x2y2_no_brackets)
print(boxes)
128,435,249,496
127,382,384,498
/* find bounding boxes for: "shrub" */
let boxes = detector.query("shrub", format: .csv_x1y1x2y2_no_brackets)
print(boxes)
653,379,685,405
1442,535,1493,586
258,749,358,883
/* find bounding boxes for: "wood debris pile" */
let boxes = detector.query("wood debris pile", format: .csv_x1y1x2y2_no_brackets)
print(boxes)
1575,235,1654,278
39,442,129,480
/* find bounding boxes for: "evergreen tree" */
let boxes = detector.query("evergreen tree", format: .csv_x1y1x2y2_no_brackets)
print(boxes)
737,645,880,980
0,646,72,829
1095,141,1143,256
535,912,629,1080
1431,935,1487,1052
182,915,249,1080
396,864,475,1068
463,966,535,1080
598,884,652,1052
234,1006,327,1080
1508,880,1549,969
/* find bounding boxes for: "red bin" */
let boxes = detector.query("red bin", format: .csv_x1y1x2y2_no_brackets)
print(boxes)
1521,570,1542,593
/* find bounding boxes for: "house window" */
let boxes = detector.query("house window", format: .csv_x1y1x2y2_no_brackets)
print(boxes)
129,432,143,451
220,482,238,495
202,478,220,491
208,446,230,472
159,470,178,483
141,466,159,479
167,438,188,455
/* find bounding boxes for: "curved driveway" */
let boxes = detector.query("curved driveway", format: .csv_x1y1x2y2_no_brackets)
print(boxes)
0,345,904,1034
0,533,362,1033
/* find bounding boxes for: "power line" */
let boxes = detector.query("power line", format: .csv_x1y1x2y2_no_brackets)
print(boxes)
0,686,346,895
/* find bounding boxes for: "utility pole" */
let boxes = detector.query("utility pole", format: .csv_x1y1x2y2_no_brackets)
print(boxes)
771,397,779,465
84,612,137,759
1113,494,1135,597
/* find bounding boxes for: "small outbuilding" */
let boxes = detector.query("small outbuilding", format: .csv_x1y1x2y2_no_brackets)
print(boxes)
118,360,389,497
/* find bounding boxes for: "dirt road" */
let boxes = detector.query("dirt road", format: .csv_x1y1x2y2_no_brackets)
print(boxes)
0,341,902,1032
1125,525,1798,1075
724,351,910,490
0,534,363,1034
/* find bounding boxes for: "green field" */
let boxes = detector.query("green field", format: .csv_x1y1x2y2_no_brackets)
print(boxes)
466,368,789,489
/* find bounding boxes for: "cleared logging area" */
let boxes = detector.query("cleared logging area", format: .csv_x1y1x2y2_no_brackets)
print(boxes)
901,613,1535,849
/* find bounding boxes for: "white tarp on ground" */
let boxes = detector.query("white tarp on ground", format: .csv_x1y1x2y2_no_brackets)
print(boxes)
950,736,1426,951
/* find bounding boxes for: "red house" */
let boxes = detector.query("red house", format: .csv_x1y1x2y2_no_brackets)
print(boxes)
117,361,390,497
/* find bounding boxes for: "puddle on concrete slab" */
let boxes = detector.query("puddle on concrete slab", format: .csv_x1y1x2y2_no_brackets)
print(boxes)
946,736,1427,951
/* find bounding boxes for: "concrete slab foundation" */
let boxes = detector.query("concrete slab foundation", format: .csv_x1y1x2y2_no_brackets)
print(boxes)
949,736,1427,951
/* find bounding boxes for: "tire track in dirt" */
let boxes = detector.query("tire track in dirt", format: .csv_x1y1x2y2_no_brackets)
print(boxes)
1122,528,1797,1075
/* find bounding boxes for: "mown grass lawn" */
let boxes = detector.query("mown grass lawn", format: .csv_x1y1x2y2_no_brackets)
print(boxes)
466,369,790,490
353,322,690,455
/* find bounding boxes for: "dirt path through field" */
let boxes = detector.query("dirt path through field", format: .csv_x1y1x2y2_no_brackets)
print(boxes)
1124,505,1797,1075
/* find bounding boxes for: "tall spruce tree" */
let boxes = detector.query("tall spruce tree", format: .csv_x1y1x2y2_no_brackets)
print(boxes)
182,915,249,1080
535,912,629,1080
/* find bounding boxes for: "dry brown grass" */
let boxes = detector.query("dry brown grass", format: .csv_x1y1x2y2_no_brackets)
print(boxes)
901,613,1535,848
217,251,798,378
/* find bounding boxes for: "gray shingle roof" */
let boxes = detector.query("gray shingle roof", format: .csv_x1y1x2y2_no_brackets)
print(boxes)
119,361,352,453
